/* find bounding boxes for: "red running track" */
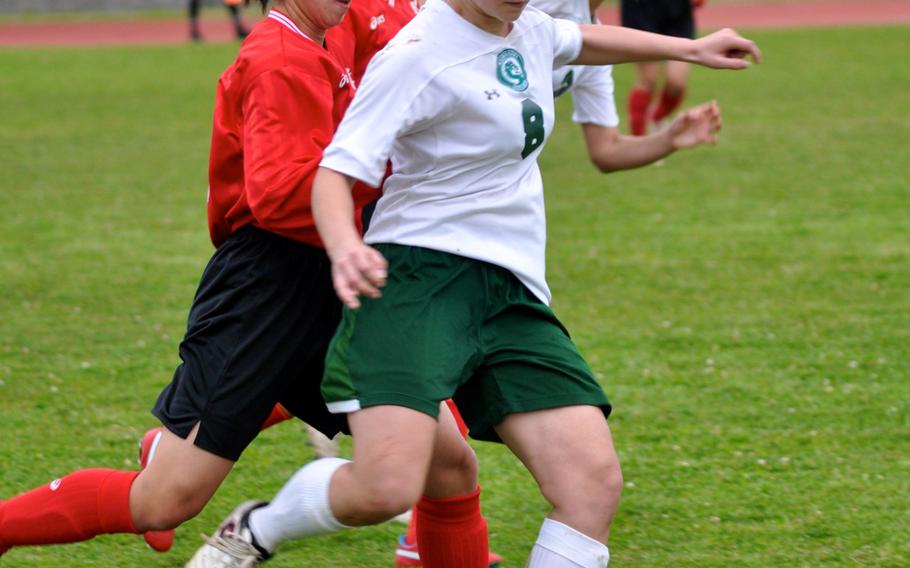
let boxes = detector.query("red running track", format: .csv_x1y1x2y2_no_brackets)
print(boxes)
598,0,910,29
0,0,908,46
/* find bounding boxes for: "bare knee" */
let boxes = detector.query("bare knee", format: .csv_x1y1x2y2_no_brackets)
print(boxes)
542,454,623,537
557,455,620,504
130,474,212,530
664,81,686,97
352,472,423,523
425,439,478,498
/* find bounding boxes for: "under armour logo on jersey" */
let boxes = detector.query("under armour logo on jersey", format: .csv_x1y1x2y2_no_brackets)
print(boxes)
50,478,62,491
370,14,385,30
485,89,500,100
339,68,357,91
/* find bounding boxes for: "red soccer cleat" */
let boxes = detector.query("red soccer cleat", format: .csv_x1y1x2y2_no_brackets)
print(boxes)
138,427,175,552
394,535,501,567
0,501,7,557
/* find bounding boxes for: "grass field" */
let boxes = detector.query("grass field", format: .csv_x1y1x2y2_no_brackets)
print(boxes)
1,24,909,567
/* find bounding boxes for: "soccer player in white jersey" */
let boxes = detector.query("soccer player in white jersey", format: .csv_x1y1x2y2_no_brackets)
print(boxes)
537,0,723,171
191,0,758,566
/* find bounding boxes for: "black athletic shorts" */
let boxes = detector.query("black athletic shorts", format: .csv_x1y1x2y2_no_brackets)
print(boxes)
621,0,695,39
152,226,347,461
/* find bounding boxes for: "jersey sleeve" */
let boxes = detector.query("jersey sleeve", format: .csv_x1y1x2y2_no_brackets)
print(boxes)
242,67,335,232
551,17,583,68
321,40,440,187
571,65,620,127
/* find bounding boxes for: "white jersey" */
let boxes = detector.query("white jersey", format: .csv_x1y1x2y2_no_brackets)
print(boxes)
321,0,582,304
531,0,619,127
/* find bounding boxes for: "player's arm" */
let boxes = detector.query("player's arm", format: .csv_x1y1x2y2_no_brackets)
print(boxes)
316,39,439,309
242,68,335,230
312,168,387,310
572,25,760,69
583,101,722,172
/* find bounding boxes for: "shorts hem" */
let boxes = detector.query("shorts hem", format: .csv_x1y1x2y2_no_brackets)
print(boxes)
333,392,442,419
152,408,251,462
468,394,611,443
327,399,362,414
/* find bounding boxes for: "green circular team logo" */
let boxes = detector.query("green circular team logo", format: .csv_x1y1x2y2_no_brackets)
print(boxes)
496,49,529,92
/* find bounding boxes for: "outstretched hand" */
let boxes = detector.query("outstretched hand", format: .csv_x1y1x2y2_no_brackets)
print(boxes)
329,241,388,309
670,100,722,150
693,28,761,69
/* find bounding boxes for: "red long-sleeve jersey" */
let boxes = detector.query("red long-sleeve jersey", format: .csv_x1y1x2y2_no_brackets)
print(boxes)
328,0,418,83
207,11,376,248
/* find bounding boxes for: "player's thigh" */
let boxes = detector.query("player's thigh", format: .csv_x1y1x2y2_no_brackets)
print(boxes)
495,407,621,539
347,405,439,498
496,405,619,495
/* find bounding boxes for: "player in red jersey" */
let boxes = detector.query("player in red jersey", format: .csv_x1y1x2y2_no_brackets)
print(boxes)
0,1,483,565
330,0,418,82
176,1,502,565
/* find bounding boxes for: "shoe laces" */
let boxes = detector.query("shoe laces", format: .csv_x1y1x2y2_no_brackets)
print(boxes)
198,530,264,568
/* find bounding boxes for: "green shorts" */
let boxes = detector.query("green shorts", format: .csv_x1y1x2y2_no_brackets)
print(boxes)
322,244,611,442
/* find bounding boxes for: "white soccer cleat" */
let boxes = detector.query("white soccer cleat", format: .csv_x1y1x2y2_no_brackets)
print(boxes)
391,508,413,525
306,424,340,459
186,501,272,568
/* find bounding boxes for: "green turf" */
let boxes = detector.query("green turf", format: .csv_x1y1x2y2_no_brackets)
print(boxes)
1,25,908,567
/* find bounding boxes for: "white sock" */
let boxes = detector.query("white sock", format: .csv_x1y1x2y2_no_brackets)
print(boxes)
248,457,351,552
526,518,610,568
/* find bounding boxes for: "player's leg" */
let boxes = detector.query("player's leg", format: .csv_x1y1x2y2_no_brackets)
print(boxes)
324,246,488,566
455,270,617,566
651,0,696,126
243,407,439,549
396,399,501,567
223,1,249,39
651,61,689,124
131,425,234,530
628,62,660,135
153,227,347,556
136,401,300,553
188,0,203,41
412,402,489,568
187,244,492,566
0,424,233,556
1,229,290,557
497,407,621,567
188,404,481,567
620,0,660,135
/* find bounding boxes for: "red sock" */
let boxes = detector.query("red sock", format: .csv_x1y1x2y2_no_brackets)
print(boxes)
652,87,685,122
260,403,293,430
404,401,468,547
0,469,139,552
628,87,653,136
404,509,419,546
415,488,488,568
444,399,469,438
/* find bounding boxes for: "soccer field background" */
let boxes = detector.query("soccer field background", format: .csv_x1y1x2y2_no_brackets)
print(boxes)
1,26,908,566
